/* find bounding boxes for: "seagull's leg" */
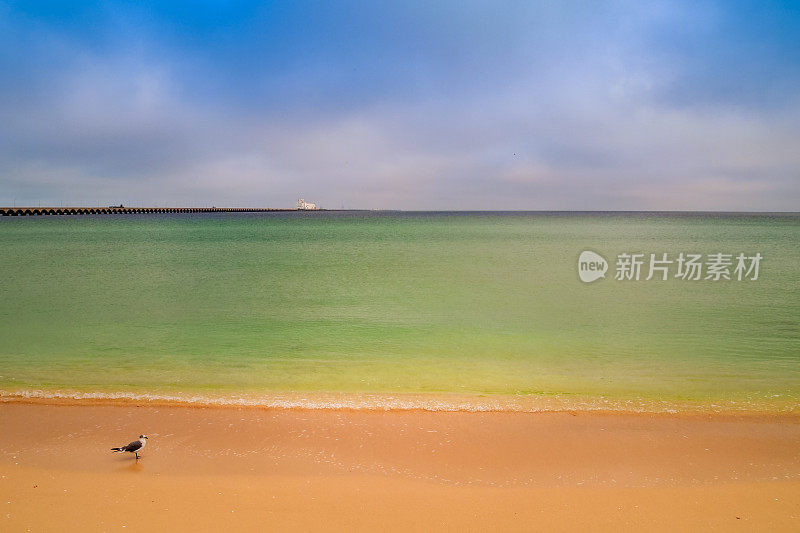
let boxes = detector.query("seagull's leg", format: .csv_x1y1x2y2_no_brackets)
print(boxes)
135,452,139,460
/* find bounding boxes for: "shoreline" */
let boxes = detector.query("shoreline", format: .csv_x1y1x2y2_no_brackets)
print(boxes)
2,402,800,530
2,388,799,416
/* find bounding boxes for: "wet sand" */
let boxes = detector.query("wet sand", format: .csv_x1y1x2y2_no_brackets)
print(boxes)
1,402,799,531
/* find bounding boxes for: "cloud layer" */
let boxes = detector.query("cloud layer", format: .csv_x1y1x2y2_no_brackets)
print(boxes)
1,1,799,209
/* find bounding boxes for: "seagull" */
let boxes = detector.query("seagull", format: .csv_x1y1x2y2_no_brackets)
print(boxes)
111,435,149,460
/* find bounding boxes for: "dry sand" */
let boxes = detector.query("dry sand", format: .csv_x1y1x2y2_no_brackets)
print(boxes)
1,402,799,531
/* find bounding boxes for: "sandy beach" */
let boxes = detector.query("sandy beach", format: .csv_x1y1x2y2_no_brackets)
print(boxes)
1,401,799,531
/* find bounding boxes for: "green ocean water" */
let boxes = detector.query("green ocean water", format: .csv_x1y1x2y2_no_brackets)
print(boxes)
1,212,798,408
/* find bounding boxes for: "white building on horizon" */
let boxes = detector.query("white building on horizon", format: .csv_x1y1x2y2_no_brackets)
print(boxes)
296,198,318,210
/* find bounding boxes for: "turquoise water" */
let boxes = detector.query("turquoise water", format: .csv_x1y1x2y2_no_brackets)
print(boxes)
1,212,798,408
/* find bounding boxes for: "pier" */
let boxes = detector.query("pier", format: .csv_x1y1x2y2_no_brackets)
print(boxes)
1,207,303,216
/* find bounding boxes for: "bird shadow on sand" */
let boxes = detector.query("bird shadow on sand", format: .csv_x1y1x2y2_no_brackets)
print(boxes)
116,460,144,474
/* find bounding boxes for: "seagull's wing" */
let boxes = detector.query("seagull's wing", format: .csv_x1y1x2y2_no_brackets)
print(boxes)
121,440,143,453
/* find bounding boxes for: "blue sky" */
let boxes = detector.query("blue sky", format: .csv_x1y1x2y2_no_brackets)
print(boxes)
1,0,799,209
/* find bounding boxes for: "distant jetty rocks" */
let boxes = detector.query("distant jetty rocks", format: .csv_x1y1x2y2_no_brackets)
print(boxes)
1,205,323,216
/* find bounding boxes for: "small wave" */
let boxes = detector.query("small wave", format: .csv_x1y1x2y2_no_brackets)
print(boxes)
1,388,798,414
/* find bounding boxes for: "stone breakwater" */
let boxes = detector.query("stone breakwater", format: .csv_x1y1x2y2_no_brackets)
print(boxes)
1,206,313,216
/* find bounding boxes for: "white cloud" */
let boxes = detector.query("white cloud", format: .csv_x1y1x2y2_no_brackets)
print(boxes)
1,1,799,210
